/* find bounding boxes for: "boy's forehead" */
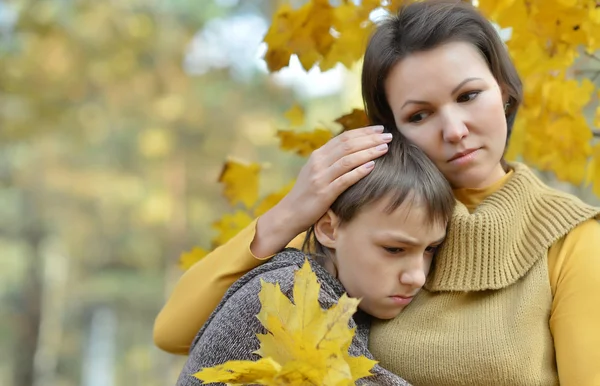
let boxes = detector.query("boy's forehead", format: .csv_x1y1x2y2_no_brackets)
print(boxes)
358,197,447,240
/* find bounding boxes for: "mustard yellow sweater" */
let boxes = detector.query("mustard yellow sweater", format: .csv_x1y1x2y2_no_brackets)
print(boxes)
154,163,600,385
369,163,600,385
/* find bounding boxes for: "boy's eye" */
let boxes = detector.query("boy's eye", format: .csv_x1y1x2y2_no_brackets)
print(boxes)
457,91,480,103
383,247,404,254
425,245,440,254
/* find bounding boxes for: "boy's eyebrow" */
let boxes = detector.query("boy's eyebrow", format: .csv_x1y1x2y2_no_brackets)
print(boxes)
380,233,446,246
432,236,446,244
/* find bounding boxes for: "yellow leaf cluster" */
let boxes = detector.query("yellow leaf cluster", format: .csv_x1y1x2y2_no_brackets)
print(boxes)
254,180,295,217
334,108,370,132
284,104,306,127
194,259,377,385
211,210,254,247
277,128,333,157
178,247,208,271
475,0,600,188
263,0,384,72
218,159,262,209
179,173,294,268
586,143,600,197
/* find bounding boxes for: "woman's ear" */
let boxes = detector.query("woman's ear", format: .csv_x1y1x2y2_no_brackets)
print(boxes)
499,84,510,108
314,209,340,249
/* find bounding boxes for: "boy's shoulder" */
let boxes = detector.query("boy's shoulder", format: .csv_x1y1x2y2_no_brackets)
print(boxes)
234,247,343,306
237,248,308,295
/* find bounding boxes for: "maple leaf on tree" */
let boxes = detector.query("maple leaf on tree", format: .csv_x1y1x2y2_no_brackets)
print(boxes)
194,259,377,385
262,0,334,72
283,104,305,127
254,180,296,217
334,109,370,132
178,246,208,270
277,128,333,157
586,143,600,197
218,158,261,209
211,210,254,247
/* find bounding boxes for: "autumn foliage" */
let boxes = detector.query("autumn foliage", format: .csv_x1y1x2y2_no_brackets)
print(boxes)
181,0,600,267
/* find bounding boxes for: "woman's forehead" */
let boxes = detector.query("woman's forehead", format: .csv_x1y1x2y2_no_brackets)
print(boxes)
385,42,493,96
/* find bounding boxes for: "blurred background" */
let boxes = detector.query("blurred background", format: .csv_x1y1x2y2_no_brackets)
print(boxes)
1,0,599,386
0,0,365,385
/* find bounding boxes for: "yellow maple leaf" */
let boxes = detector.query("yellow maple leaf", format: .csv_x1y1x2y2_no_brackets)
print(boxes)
277,128,333,157
194,259,377,385
334,109,370,132
178,246,208,271
263,0,335,72
263,47,293,72
586,143,600,197
284,104,305,127
194,357,281,385
211,210,254,247
254,180,295,217
218,159,261,209
542,78,595,116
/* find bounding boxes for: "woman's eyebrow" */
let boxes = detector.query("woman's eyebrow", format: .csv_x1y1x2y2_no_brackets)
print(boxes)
401,77,483,110
451,77,483,94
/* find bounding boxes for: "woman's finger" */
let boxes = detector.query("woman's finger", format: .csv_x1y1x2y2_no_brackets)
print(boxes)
318,125,389,165
328,159,377,197
324,144,389,183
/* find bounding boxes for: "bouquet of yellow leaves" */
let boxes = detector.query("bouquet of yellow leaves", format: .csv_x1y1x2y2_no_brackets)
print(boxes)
193,259,377,385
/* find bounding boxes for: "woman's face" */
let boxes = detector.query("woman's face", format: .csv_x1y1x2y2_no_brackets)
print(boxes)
385,41,508,189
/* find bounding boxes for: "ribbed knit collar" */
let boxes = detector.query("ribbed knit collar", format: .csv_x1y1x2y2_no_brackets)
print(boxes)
425,162,600,291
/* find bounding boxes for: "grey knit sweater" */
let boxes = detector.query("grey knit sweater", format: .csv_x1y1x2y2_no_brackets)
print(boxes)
176,248,411,386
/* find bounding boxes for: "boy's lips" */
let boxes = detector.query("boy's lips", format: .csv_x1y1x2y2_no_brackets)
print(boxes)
389,295,415,306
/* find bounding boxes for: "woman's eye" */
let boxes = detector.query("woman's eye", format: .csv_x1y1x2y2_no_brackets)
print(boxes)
408,111,430,123
384,247,404,254
457,91,480,103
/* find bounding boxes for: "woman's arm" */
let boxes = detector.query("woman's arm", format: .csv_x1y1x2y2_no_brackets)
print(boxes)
153,219,305,354
548,219,600,386
153,126,390,354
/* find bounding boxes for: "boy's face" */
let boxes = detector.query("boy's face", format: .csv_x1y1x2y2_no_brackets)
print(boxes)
320,196,447,319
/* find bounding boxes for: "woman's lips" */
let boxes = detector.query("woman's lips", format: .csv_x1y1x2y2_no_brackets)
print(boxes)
448,148,480,165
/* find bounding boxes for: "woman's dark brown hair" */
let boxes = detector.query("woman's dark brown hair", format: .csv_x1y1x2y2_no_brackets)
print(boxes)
303,136,456,268
361,0,522,141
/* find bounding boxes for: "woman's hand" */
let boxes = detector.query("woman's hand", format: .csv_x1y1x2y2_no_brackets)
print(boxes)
251,125,392,257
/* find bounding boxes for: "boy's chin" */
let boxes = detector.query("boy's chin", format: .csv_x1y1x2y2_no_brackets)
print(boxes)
361,305,403,320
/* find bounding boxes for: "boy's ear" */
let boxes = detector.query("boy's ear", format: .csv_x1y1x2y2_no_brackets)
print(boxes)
314,209,340,249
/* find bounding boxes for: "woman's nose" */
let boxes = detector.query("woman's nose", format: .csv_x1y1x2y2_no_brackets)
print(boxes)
441,113,469,143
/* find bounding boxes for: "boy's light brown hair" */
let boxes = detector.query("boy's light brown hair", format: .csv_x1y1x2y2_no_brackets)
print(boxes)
304,135,456,263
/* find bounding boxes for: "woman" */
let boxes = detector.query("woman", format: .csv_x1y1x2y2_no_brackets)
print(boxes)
155,1,600,385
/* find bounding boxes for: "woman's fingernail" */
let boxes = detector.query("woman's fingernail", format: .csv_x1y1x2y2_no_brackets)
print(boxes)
376,143,388,151
372,125,384,133
380,133,393,141
364,161,375,170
